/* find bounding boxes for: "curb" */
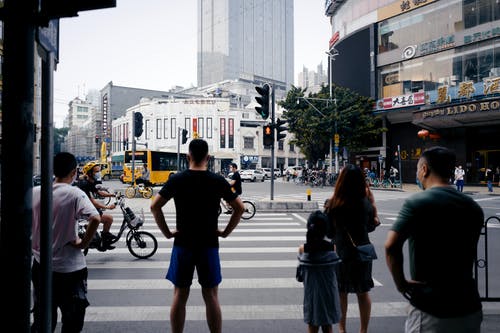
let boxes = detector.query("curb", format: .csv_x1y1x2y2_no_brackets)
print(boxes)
255,200,319,213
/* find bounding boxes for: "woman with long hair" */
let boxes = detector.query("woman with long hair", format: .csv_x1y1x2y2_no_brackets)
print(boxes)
325,165,377,333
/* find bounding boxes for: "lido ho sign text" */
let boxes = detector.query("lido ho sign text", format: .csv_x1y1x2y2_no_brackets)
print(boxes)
422,100,500,119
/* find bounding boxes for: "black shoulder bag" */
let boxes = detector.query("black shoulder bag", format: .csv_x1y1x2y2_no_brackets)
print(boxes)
346,230,377,262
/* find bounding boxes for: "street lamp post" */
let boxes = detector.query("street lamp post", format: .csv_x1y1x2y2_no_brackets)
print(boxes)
326,49,339,174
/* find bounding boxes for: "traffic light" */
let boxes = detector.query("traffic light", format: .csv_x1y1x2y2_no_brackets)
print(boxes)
134,112,143,137
263,124,274,146
181,129,188,144
275,118,288,141
255,84,270,120
95,135,99,144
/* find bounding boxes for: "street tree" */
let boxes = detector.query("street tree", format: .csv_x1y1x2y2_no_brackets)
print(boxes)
279,85,385,165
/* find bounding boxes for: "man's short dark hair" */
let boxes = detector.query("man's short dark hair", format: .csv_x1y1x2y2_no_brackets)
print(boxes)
421,146,455,180
189,139,209,164
54,152,77,178
230,163,238,169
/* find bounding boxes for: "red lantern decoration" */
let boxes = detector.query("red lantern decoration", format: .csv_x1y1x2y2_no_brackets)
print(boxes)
417,129,429,139
429,133,441,140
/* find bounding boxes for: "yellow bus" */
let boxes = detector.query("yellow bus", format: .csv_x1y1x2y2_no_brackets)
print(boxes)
122,150,188,185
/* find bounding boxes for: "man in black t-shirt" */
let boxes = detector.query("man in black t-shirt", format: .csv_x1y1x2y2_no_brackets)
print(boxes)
224,163,242,214
229,163,242,195
151,139,244,333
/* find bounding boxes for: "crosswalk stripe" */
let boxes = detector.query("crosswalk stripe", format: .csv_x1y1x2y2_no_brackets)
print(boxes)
110,236,305,242
87,260,299,269
77,302,413,322
86,247,298,254
88,278,382,290
108,228,304,235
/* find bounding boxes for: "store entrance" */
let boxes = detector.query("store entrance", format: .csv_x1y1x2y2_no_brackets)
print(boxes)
471,150,500,183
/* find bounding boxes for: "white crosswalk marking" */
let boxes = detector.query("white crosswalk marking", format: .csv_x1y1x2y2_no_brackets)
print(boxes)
79,211,386,330
83,302,410,322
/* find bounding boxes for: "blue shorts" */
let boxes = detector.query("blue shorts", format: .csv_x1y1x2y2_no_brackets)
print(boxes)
166,246,222,288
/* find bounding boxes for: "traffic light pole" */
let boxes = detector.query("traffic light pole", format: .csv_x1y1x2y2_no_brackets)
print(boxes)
270,85,275,201
131,111,136,185
177,127,181,170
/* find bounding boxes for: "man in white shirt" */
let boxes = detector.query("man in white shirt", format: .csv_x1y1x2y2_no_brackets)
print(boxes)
31,152,101,332
454,165,465,192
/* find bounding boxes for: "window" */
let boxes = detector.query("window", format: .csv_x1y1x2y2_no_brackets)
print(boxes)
171,118,176,138
289,143,295,152
164,118,169,139
244,137,254,149
228,118,234,148
199,117,204,138
207,118,213,138
156,119,162,139
145,119,150,140
185,118,191,137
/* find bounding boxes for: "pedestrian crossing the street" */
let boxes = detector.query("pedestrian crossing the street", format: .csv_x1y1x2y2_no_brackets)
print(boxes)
73,210,400,332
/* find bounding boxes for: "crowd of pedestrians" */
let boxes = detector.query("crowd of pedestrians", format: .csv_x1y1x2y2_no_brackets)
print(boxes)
31,143,486,333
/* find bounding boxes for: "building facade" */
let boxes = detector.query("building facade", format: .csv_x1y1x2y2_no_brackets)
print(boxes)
111,95,302,174
326,0,500,183
197,0,294,90
297,63,328,93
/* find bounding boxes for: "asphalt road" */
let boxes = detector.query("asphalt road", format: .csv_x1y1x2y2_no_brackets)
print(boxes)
64,179,500,333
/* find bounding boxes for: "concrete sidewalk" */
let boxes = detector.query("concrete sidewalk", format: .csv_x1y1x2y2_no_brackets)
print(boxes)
254,182,499,212
396,182,499,195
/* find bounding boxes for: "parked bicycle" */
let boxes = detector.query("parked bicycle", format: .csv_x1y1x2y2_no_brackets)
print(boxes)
125,182,154,199
370,178,391,188
218,199,256,220
78,193,158,259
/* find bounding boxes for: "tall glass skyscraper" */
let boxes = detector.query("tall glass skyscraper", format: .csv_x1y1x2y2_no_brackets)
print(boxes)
197,0,294,89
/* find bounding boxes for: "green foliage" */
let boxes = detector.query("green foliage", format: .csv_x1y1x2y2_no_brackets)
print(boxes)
279,85,385,164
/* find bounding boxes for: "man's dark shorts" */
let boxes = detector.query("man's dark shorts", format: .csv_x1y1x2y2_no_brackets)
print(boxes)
166,246,222,288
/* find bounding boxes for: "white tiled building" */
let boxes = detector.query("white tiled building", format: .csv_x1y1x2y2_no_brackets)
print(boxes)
111,96,305,174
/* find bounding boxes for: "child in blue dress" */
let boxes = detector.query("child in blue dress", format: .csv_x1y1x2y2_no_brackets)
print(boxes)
298,210,342,333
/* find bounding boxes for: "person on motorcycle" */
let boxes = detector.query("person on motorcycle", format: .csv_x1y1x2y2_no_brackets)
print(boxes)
78,162,117,251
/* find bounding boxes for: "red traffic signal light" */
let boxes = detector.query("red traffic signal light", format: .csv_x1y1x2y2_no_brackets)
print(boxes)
263,124,274,146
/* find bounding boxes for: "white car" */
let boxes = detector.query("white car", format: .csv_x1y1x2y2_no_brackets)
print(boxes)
240,169,265,182
261,167,281,178
260,168,272,179
284,166,303,176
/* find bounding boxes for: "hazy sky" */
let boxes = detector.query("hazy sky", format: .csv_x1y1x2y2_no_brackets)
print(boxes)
53,0,331,127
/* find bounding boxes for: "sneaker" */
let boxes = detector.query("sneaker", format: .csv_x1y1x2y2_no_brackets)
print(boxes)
104,244,116,250
101,231,117,240
97,244,107,252
100,239,115,251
